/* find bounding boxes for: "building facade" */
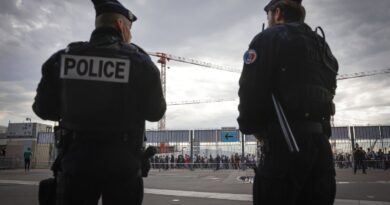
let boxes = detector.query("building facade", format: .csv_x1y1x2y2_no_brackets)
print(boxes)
1,122,53,168
6,122,52,139
0,125,7,134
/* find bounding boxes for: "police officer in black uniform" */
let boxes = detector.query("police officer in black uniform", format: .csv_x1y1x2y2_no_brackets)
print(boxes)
238,0,338,204
33,0,166,204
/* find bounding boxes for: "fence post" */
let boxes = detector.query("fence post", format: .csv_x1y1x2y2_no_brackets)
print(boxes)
190,130,194,164
379,126,384,151
350,126,356,152
241,131,245,169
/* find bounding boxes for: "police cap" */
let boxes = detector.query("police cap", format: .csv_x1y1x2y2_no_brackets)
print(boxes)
92,0,137,22
264,0,302,12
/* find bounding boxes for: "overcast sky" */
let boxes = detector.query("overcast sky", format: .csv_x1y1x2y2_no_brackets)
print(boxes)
0,0,389,129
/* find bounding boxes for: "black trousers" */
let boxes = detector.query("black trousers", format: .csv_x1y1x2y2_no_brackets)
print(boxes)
253,127,336,205
25,159,31,171
56,136,143,205
354,160,366,174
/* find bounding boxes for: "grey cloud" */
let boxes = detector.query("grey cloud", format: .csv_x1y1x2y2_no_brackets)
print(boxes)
166,65,239,103
342,103,390,112
0,92,34,105
5,40,22,47
0,0,95,83
0,81,38,124
1,0,390,127
305,0,390,73
166,102,238,129
0,0,19,14
131,0,263,53
335,75,390,125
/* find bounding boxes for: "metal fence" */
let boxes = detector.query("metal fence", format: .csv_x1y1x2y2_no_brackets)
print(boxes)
0,126,389,169
0,157,16,169
146,126,390,157
329,126,390,153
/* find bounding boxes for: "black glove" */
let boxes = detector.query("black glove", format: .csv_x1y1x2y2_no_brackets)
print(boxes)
141,146,157,177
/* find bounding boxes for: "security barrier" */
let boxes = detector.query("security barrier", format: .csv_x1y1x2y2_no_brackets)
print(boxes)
0,126,389,170
0,157,15,169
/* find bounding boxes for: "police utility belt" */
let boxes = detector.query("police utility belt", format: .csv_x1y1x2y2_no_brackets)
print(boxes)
55,126,142,148
267,121,323,136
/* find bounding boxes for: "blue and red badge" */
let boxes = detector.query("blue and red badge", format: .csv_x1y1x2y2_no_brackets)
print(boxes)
243,49,257,65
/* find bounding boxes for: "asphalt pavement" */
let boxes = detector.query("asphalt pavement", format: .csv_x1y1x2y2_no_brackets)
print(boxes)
0,168,389,205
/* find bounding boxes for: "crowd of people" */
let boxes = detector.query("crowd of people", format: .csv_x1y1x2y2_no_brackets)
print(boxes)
150,153,257,170
334,148,390,171
150,148,390,171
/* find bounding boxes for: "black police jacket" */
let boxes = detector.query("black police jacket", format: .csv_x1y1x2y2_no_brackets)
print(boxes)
33,27,166,133
238,22,338,135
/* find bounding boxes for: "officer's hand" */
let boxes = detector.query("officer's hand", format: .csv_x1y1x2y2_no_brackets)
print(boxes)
254,130,267,142
141,146,157,177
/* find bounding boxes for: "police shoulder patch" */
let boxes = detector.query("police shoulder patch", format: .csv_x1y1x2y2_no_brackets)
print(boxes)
243,49,257,65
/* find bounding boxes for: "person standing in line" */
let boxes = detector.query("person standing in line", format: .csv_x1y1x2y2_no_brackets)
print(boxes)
237,0,338,204
24,147,33,172
32,0,166,204
1,147,6,156
353,147,367,174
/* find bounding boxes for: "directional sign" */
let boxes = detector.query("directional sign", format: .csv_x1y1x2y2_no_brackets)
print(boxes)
220,131,238,142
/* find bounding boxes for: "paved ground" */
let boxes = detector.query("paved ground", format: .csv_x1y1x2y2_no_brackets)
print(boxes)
0,168,389,205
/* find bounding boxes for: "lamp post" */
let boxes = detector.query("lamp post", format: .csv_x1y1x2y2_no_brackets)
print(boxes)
25,117,32,137
181,147,186,156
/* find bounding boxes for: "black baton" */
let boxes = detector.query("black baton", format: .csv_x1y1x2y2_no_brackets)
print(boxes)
271,94,300,153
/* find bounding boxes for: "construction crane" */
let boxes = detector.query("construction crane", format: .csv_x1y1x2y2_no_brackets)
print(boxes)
148,52,240,130
149,51,390,130
166,68,390,106
337,68,390,80
148,52,240,74
168,98,237,106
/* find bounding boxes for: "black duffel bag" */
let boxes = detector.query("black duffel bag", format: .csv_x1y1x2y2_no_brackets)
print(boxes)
38,178,56,205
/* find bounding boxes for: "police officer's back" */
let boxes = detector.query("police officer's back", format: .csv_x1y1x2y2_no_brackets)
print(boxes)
238,0,338,204
33,0,166,204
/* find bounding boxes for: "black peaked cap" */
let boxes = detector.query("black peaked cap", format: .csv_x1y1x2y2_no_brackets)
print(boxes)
92,0,137,22
264,0,303,12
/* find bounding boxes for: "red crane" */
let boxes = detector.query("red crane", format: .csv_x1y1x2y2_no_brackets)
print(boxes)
148,52,240,130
